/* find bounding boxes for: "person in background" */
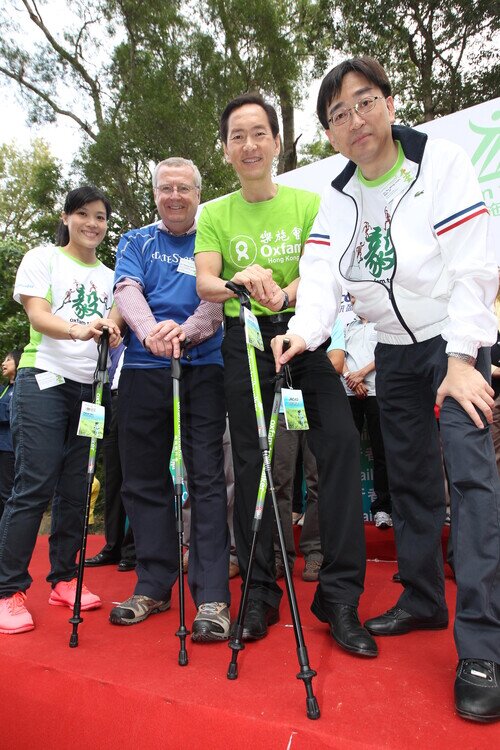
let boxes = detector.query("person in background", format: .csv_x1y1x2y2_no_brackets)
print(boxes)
341,295,392,529
85,342,136,572
0,350,22,520
0,185,121,635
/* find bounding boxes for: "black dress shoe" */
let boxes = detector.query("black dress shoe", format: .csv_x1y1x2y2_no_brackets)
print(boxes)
241,599,279,641
455,659,500,723
311,591,378,658
84,551,120,567
392,571,401,582
364,605,448,636
117,559,136,572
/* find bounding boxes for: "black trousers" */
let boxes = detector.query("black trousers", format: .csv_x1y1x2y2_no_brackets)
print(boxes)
376,336,500,661
348,396,391,515
100,391,135,561
223,320,365,609
0,450,15,521
118,366,230,606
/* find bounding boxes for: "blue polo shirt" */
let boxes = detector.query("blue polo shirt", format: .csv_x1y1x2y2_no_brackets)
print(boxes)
115,222,223,368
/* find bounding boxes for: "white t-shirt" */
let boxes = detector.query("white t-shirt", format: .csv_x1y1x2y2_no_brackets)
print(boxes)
14,245,114,383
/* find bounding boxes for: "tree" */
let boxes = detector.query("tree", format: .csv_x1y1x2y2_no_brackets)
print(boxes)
0,0,334,231
0,139,62,244
202,0,333,172
0,138,63,355
0,239,30,356
332,0,500,125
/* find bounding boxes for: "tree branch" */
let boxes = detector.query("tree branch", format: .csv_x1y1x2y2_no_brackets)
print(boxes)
0,63,98,140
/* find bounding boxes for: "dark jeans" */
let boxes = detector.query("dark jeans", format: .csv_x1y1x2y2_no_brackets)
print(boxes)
118,365,230,606
0,368,110,597
376,337,500,661
348,396,391,516
223,320,365,610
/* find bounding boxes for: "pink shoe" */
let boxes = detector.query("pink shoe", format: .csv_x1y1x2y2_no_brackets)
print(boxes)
49,579,102,611
0,592,35,634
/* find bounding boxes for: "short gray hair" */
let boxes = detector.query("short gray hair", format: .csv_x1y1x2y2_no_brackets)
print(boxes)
152,157,202,191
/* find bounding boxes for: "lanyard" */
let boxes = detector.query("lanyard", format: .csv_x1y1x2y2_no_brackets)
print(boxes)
0,385,11,400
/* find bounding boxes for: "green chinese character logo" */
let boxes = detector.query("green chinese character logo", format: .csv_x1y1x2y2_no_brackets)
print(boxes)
469,111,500,184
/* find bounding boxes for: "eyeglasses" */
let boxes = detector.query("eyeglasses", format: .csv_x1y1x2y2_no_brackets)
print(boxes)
155,184,199,195
327,96,385,127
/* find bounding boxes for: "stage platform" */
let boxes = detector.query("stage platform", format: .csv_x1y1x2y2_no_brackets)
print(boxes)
1,529,498,749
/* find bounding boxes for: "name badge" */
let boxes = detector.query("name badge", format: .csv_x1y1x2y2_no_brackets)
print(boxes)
282,388,309,430
177,257,196,276
35,372,65,390
244,307,264,351
380,166,416,204
77,402,106,439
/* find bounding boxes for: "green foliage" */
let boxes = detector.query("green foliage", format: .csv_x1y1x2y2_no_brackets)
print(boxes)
0,138,64,355
298,132,334,166
0,239,30,356
331,0,500,125
0,139,62,244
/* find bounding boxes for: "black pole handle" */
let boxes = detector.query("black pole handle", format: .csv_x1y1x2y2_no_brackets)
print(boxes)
225,281,251,307
171,338,190,381
97,328,110,374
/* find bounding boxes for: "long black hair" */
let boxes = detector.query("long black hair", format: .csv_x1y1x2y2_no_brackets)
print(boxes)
55,186,112,247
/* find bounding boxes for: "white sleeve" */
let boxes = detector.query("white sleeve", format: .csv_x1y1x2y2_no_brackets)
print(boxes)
434,141,497,356
13,246,52,304
287,191,343,349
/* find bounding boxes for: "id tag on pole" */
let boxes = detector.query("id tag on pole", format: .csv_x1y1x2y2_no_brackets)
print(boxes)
282,388,309,430
77,402,105,439
243,307,264,351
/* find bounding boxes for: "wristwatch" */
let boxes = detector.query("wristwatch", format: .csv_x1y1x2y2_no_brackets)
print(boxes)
448,352,476,367
279,290,290,311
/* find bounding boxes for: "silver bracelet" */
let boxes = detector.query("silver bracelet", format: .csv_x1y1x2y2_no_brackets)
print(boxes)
448,352,476,367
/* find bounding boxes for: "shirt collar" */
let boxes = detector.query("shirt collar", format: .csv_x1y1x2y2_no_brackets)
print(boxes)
158,219,196,236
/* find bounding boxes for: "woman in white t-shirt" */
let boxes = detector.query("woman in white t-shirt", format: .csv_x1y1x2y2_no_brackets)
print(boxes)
0,185,121,634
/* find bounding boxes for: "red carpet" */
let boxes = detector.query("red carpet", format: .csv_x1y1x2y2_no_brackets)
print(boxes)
0,529,498,749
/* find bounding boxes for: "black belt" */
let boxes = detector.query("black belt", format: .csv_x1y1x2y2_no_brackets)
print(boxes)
225,312,294,330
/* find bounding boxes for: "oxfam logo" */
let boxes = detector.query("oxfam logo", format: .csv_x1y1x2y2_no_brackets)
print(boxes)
229,235,258,268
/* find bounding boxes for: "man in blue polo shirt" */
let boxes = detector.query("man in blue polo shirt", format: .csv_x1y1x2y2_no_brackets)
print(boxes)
110,157,230,642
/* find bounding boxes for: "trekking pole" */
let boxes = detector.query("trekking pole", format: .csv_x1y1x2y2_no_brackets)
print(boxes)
224,282,320,721
172,346,190,666
69,328,110,648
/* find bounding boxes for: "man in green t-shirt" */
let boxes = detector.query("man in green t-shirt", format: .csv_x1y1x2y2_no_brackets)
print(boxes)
195,93,375,658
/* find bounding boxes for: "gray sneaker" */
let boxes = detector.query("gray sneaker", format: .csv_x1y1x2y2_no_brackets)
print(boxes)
191,602,230,642
109,594,171,626
302,558,322,582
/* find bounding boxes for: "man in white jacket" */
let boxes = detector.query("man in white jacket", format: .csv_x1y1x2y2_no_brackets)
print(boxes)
272,56,500,723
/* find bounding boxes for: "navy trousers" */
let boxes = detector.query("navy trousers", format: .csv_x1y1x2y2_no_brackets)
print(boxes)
376,336,500,661
117,365,230,607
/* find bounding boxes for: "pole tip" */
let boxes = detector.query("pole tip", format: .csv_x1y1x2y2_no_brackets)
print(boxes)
306,697,320,720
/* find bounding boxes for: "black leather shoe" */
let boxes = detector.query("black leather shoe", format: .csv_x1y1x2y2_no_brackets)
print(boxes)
241,599,280,641
365,605,448,636
311,591,378,658
84,551,120,567
455,659,500,723
117,559,136,572
392,571,401,583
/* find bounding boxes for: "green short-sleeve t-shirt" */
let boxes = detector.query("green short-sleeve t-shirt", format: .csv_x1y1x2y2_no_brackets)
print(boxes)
195,184,320,318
